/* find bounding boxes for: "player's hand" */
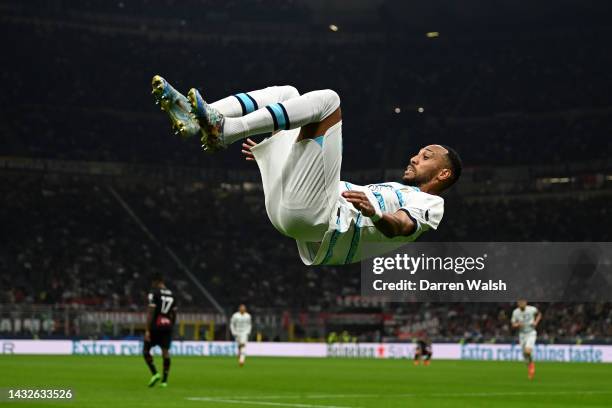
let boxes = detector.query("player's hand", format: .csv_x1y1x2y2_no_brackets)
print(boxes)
341,191,376,217
241,138,258,162
144,330,151,342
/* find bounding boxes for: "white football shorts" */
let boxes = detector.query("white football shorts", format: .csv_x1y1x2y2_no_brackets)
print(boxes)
519,331,536,350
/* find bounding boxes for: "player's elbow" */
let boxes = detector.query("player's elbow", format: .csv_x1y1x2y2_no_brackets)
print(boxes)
400,222,417,237
388,219,416,238
380,228,397,239
392,210,417,237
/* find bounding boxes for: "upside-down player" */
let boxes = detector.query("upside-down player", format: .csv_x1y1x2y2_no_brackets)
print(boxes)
152,77,462,264
230,304,252,367
511,299,542,380
143,273,177,387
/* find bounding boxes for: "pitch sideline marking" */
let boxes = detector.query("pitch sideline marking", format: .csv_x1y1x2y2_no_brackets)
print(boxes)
188,390,612,403
186,397,356,408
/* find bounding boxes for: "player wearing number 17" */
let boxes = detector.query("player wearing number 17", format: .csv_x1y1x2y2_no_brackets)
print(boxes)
143,273,177,388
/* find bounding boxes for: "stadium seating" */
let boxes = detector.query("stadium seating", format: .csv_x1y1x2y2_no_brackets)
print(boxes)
1,4,611,169
1,0,610,344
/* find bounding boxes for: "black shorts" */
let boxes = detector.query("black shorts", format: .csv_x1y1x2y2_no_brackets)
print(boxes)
147,330,172,349
417,345,432,356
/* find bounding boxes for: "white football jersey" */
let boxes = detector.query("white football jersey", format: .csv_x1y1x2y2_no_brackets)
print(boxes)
230,312,252,335
297,181,444,265
511,305,539,335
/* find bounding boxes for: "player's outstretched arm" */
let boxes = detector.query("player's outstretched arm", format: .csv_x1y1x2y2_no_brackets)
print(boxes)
341,191,416,238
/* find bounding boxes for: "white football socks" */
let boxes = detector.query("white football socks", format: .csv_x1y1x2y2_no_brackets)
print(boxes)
210,85,300,118
222,89,340,145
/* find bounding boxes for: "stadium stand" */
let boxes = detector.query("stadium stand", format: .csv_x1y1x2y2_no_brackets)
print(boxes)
1,0,610,344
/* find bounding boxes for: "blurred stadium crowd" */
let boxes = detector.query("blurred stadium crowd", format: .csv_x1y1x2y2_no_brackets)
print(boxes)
1,0,611,343
2,1,611,168
1,173,610,342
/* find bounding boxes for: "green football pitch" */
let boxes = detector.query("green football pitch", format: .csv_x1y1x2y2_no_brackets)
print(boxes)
1,356,612,408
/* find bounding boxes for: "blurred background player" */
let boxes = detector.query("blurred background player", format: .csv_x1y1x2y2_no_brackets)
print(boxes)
511,299,542,380
230,304,252,367
143,273,177,387
413,335,433,366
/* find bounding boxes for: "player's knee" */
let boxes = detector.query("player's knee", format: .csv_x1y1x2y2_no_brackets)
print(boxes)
320,89,340,116
280,85,300,99
303,89,341,120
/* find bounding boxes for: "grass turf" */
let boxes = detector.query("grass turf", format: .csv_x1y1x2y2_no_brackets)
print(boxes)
1,355,611,407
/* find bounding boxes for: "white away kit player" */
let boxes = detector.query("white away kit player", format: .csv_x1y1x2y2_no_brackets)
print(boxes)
230,304,252,367
511,299,542,380
152,77,462,264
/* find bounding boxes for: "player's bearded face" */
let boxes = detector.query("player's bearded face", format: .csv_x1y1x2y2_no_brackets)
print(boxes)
403,164,435,185
403,161,439,185
403,146,448,186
